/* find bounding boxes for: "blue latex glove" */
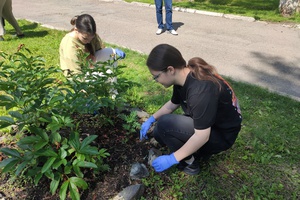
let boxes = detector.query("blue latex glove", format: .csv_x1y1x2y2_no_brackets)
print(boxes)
140,115,156,141
152,153,179,172
115,48,126,59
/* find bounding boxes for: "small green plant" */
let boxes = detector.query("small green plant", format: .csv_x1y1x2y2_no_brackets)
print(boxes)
118,111,141,135
142,171,165,191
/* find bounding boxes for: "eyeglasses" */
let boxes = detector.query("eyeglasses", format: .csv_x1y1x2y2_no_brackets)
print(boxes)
153,69,167,81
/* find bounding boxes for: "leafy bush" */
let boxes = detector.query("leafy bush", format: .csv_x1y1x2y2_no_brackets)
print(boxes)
0,46,135,199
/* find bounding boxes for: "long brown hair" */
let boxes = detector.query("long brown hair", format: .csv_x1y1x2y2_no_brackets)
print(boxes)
187,57,222,90
188,57,239,110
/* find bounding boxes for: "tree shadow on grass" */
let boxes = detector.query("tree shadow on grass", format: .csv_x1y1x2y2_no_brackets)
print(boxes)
241,51,300,100
230,0,278,10
207,0,278,10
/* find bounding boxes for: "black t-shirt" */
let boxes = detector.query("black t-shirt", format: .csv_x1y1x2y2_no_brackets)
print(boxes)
171,73,242,132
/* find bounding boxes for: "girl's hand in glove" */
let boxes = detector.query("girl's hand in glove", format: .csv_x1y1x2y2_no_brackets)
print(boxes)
140,115,155,141
151,153,179,172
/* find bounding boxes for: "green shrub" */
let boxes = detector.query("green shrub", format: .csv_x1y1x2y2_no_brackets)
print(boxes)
0,46,135,199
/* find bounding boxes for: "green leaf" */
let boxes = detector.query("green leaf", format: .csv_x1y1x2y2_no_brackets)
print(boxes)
69,182,80,200
50,132,62,143
51,115,59,123
38,117,51,123
47,122,61,133
75,153,85,161
0,95,14,102
0,148,21,158
33,140,48,151
44,170,55,180
0,82,17,91
34,172,43,185
0,116,15,123
49,96,65,105
99,148,110,157
36,149,58,157
15,160,29,176
76,161,98,169
2,102,17,111
69,135,80,151
18,136,41,145
1,158,19,173
29,126,49,141
79,146,99,155
64,165,72,175
59,180,69,200
69,177,88,189
8,110,23,120
73,165,83,178
52,159,66,169
0,157,18,168
41,157,56,173
0,121,13,129
50,177,60,195
59,148,67,159
80,135,97,150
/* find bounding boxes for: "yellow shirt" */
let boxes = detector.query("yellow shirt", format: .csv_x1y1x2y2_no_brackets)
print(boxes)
59,32,104,75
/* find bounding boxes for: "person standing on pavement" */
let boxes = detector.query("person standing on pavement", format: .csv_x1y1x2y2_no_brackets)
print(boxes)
0,0,24,41
59,14,126,76
155,0,178,35
140,44,242,175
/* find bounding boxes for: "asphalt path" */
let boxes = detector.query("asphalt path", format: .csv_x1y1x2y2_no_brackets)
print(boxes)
11,0,300,101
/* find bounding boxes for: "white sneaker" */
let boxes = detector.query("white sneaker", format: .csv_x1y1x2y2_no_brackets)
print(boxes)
168,29,178,35
156,28,163,35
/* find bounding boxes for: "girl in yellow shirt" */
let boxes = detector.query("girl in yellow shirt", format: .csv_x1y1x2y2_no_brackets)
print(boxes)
59,14,125,76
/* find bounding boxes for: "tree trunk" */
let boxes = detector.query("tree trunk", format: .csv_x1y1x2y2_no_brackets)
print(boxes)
279,0,300,16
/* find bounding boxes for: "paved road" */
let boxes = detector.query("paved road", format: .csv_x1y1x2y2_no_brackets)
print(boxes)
12,0,300,101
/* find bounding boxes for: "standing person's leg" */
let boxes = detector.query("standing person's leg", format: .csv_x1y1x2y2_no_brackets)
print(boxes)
2,0,23,36
164,0,173,31
155,0,164,34
164,0,178,35
0,0,6,38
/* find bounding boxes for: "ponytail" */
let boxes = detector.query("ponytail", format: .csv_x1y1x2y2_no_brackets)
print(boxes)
188,57,240,113
188,57,221,90
69,15,78,31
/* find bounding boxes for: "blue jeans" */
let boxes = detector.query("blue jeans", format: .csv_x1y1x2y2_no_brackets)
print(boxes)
153,114,240,159
155,0,173,30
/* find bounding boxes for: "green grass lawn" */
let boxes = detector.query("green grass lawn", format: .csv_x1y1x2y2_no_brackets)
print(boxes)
126,0,300,23
1,19,300,199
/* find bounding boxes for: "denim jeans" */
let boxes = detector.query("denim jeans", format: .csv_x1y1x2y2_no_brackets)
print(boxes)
153,114,240,159
155,0,173,30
